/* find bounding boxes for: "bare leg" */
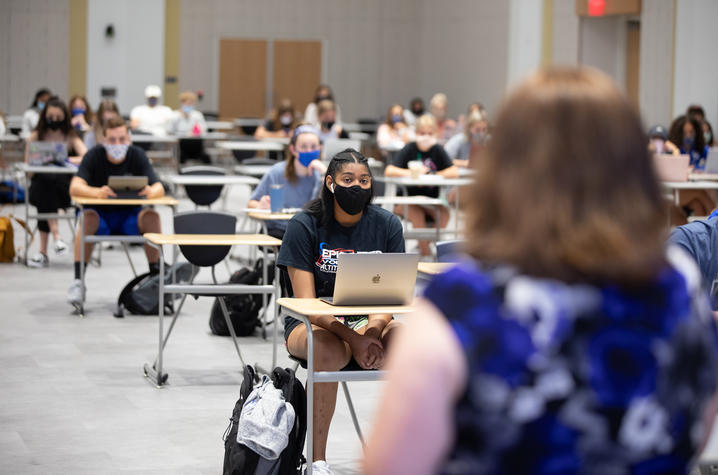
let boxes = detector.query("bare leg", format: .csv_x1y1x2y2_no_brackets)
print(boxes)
38,231,49,255
48,218,60,241
138,209,161,263
287,324,352,462
405,204,429,256
73,210,99,262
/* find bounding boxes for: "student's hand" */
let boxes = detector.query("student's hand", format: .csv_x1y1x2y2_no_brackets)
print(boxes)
71,115,89,130
258,195,271,209
308,159,327,174
137,185,152,197
349,334,384,369
96,185,116,199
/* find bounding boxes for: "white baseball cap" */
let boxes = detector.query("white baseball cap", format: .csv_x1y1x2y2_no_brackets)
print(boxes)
144,85,162,98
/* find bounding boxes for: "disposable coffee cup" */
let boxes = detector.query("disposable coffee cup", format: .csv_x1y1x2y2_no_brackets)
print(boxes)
269,184,285,213
408,161,423,179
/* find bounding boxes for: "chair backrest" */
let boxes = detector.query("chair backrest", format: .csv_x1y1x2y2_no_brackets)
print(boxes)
179,166,226,206
180,166,226,176
241,157,277,166
436,240,463,263
322,138,361,161
174,211,236,267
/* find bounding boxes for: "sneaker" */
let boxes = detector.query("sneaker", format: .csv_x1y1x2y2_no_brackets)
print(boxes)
28,253,49,268
67,278,85,307
54,239,69,256
305,461,333,475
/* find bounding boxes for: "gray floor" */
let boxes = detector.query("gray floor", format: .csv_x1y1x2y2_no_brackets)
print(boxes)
3,182,718,474
0,184,376,474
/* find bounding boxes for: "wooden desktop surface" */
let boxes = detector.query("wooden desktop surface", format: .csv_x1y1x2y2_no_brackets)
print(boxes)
72,196,178,206
144,233,282,247
277,298,416,317
417,262,453,275
247,210,297,221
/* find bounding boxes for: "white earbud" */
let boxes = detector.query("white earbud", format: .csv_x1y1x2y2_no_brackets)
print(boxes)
330,183,334,193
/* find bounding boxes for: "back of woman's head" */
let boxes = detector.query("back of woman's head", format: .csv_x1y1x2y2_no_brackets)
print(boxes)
467,67,666,286
305,148,373,226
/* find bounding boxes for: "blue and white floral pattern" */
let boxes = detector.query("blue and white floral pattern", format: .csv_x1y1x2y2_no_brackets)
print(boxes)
424,247,718,475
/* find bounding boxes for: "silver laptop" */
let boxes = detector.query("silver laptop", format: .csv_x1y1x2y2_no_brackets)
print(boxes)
321,253,420,306
27,141,68,166
107,176,148,199
705,147,718,173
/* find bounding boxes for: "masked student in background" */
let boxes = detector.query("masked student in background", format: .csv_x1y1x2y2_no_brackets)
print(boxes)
247,125,327,239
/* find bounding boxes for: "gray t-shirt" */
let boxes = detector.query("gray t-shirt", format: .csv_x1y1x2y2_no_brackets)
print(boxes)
444,133,470,160
250,161,322,233
668,215,718,307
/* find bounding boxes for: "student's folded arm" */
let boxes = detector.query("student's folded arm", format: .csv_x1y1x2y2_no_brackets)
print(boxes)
287,266,362,344
148,181,165,199
69,176,98,198
384,164,409,177
364,298,467,475
437,164,459,178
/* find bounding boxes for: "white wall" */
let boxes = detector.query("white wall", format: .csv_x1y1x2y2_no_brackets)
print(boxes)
639,0,675,128
552,0,580,65
673,0,718,128
86,0,165,116
579,16,627,89
0,0,70,115
506,0,543,88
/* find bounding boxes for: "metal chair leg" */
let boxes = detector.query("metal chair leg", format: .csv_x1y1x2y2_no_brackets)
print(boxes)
121,242,138,277
341,381,365,448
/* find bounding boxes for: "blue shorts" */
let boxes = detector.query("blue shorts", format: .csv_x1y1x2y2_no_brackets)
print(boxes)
84,207,141,236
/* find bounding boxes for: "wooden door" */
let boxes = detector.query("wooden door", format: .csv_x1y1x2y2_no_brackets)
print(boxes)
219,39,267,118
273,40,322,116
625,20,640,108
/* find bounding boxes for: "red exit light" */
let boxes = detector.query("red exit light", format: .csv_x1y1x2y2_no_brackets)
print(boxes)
588,0,606,16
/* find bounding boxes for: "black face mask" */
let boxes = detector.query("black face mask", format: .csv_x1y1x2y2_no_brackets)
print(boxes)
322,120,335,130
412,108,424,116
46,120,63,131
333,183,371,215
316,94,332,102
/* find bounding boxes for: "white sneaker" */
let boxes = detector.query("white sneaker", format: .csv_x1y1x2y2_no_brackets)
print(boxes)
54,239,69,256
67,278,85,307
306,460,333,475
28,253,49,268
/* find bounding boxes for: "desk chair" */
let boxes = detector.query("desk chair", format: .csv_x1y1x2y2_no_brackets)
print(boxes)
179,166,226,208
147,211,246,384
436,239,463,262
178,137,210,164
240,157,277,166
322,138,361,161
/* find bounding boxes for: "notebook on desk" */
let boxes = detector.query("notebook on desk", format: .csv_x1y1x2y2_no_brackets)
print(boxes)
320,253,420,306
27,141,68,166
107,176,148,199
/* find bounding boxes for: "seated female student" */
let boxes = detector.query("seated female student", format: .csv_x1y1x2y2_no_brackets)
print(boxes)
443,109,490,168
25,97,87,268
84,99,120,149
69,95,93,140
247,124,326,239
376,104,414,154
364,68,718,475
316,100,348,144
667,115,716,223
304,84,342,129
168,91,206,136
384,114,458,257
254,98,296,140
20,88,51,139
277,149,405,475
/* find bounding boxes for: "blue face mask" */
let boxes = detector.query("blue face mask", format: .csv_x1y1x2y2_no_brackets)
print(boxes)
37,101,46,111
391,114,403,124
684,136,695,148
71,108,85,117
181,104,194,114
298,149,320,167
148,97,159,107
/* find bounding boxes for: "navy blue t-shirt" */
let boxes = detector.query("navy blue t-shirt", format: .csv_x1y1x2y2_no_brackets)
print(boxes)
277,204,405,298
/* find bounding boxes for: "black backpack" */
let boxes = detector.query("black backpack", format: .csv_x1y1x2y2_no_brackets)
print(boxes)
209,259,275,337
115,262,194,317
223,366,307,475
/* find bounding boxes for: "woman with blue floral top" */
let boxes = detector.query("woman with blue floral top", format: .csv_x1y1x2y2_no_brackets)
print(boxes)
364,68,718,475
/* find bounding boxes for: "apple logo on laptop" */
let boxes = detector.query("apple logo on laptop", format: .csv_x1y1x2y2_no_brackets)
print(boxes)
372,274,381,284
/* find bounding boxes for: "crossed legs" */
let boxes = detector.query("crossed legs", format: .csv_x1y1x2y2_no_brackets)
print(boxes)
286,321,400,462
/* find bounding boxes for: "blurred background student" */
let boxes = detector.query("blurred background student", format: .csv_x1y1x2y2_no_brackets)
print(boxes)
69,95,93,139
25,97,87,268
129,84,173,136
304,84,342,129
84,99,120,149
21,88,52,139
316,100,348,143
376,103,414,154
168,91,206,136
365,68,718,475
254,98,296,140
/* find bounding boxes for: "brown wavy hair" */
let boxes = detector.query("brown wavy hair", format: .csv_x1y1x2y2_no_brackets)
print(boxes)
466,67,667,286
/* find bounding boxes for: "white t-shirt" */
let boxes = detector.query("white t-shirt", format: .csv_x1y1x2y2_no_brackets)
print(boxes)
168,109,206,136
130,104,174,136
